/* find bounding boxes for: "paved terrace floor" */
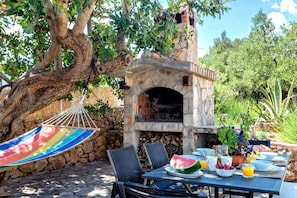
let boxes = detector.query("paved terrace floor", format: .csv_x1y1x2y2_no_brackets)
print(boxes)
0,158,278,198
1,159,115,198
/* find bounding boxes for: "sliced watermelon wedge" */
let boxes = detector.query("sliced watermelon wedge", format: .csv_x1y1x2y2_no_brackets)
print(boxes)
170,154,201,174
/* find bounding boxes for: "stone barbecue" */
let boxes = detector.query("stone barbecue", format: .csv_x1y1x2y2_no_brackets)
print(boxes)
113,6,217,155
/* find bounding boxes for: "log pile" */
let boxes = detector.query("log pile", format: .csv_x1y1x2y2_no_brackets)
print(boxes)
137,131,183,169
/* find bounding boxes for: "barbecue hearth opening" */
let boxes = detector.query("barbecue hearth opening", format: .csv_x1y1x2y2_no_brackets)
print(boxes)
135,87,183,122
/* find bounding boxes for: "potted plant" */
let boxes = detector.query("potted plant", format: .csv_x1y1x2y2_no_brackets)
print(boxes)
217,113,253,165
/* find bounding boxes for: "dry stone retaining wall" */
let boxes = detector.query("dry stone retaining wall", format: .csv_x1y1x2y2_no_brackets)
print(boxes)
271,142,297,182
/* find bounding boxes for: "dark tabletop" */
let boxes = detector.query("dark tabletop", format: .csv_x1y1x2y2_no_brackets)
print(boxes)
142,154,290,196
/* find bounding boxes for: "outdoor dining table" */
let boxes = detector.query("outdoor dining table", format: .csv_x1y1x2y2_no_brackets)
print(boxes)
142,153,290,198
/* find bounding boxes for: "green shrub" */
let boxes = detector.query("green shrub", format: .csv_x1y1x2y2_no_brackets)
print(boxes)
254,79,294,131
215,98,257,126
255,131,269,140
279,111,297,144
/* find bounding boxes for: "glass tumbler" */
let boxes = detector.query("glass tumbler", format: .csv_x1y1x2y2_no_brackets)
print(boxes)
242,163,254,178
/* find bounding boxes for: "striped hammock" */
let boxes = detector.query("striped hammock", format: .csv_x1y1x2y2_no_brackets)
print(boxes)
0,94,98,169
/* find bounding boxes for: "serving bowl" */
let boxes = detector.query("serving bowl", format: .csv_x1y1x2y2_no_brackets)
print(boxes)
215,167,236,177
260,152,278,160
251,160,273,170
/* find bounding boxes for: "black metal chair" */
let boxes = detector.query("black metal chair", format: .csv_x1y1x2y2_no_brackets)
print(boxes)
144,141,208,197
107,145,144,184
107,145,146,198
144,141,184,190
144,141,169,169
114,181,207,198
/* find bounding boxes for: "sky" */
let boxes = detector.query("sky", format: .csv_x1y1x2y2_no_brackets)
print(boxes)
197,0,297,57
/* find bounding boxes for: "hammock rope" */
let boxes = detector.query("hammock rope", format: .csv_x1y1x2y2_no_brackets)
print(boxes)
43,63,99,129
42,94,98,129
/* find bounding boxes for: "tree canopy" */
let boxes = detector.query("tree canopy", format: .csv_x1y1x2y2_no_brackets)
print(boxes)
199,10,297,113
0,0,231,146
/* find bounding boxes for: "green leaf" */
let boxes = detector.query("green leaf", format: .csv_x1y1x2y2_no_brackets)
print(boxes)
24,23,35,34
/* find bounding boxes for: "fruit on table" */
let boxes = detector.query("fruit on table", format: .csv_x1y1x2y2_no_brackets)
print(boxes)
170,154,201,174
216,161,235,170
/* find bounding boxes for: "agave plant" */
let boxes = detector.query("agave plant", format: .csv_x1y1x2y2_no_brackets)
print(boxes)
255,79,294,130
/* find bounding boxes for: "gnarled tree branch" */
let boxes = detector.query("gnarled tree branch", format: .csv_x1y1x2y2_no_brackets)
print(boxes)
0,72,12,86
73,0,96,35
30,1,60,72
56,0,69,38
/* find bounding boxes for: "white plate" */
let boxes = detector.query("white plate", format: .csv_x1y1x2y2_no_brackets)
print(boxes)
256,155,286,162
164,166,203,178
271,156,286,162
191,151,205,157
254,165,281,172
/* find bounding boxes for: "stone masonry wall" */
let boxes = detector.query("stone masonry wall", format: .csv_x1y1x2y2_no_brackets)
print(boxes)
123,63,216,154
271,142,297,182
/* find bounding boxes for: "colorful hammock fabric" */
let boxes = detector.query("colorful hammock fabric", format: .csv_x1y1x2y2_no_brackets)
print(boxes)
0,94,98,168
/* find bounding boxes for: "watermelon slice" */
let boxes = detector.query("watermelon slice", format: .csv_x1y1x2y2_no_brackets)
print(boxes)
170,154,201,174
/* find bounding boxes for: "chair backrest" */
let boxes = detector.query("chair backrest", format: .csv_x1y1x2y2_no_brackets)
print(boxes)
144,141,169,169
107,145,143,183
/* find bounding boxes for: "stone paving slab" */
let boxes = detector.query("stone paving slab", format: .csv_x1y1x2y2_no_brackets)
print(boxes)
1,158,115,198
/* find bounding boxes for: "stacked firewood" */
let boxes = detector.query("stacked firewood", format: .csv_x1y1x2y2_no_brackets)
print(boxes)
137,131,183,168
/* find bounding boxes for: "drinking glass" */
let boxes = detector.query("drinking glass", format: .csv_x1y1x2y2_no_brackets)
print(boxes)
242,163,254,178
199,160,207,169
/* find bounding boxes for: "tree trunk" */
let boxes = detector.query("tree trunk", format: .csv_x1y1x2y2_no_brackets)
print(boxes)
0,0,133,186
